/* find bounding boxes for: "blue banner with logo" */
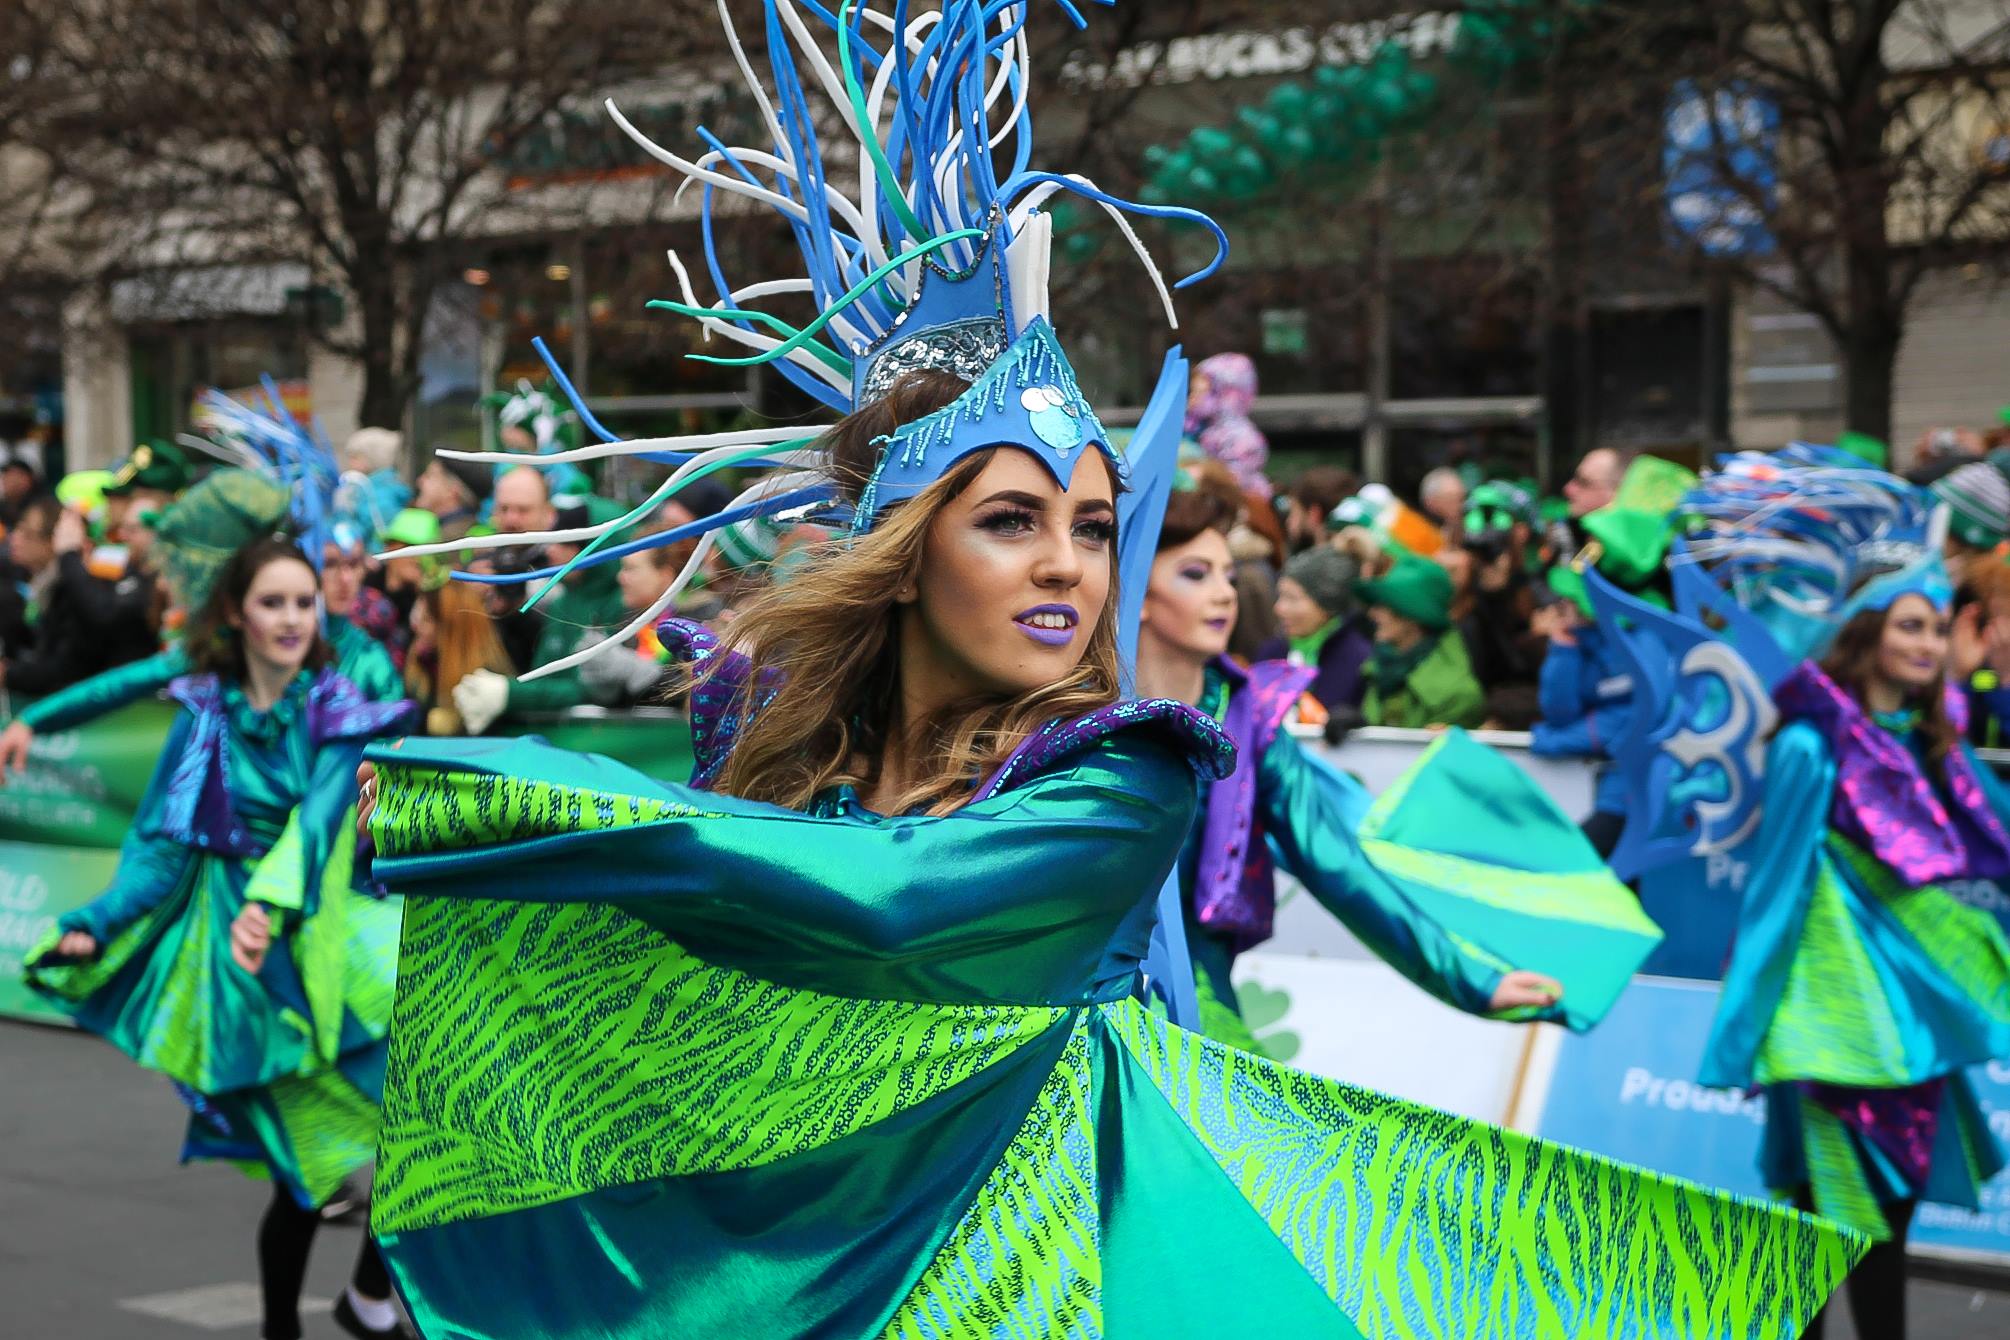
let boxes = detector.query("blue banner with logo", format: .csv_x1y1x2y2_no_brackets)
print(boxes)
1537,977,2010,1267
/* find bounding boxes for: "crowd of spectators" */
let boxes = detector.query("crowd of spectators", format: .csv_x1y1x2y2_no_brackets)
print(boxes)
7,390,2010,858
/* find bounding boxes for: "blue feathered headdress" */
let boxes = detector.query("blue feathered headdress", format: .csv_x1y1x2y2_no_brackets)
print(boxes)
390,1,1225,684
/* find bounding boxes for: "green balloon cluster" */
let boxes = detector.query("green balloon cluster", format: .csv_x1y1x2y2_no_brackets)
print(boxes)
1104,4,1575,216
1132,42,1444,208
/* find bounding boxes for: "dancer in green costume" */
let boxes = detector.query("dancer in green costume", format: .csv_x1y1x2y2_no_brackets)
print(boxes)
26,536,417,1340
1134,487,1661,1052
359,3,1860,1333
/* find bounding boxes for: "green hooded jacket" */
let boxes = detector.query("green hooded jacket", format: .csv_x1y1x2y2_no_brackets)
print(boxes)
1364,632,1487,730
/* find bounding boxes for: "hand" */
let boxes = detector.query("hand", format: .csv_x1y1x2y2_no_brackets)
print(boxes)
1531,603,1579,646
1984,618,2010,681
1952,604,1987,681
452,669,510,734
52,509,87,556
53,930,99,962
356,762,379,837
0,720,33,778
1489,970,1563,1013
1321,704,1365,747
230,903,273,974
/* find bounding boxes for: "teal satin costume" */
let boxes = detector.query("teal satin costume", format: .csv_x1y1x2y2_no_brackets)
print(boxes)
25,667,413,1208
17,612,403,733
362,710,1858,1338
1704,718,2010,1240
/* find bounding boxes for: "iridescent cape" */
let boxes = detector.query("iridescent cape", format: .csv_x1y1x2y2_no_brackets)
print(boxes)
361,701,1858,1336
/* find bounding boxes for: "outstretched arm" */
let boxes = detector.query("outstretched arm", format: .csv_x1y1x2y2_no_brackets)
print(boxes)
369,731,1201,971
1259,731,1511,1015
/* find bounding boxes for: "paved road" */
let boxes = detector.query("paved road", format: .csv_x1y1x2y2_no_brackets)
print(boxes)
4,1016,2008,1337
1,1020,366,1337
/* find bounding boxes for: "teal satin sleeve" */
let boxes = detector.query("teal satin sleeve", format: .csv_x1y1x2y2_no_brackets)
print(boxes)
1260,730,1502,1015
18,647,185,733
61,710,199,942
1700,722,1833,1088
369,733,1202,1005
327,619,406,704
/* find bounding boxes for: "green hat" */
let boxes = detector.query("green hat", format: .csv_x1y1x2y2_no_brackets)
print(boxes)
152,469,292,610
1930,461,2010,549
1609,455,1699,515
104,439,192,496
1465,479,1537,532
1353,556,1455,632
1835,430,1888,469
382,507,442,547
1547,507,1675,617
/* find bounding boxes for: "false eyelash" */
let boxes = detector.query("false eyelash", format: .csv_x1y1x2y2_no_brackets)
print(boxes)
1076,519,1117,543
977,505,1038,532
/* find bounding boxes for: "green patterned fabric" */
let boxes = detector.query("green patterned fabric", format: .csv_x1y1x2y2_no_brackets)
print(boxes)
374,895,1067,1234
365,732,1862,1338
882,1016,1100,1340
1103,998,1855,1337
1756,859,1910,1086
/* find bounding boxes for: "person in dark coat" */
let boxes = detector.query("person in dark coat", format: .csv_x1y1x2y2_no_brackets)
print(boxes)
1255,544,1373,712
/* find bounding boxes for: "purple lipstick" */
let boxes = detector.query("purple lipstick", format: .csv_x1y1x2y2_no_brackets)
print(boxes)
1014,603,1079,647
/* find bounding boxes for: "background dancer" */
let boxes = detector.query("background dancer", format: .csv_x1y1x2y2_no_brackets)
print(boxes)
26,535,416,1340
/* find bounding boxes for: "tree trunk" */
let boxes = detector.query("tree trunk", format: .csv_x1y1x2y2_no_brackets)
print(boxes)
1840,316,1900,448
352,263,409,431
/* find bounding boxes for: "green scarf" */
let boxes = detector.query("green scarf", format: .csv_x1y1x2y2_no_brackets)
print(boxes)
1287,617,1342,663
1368,634,1439,697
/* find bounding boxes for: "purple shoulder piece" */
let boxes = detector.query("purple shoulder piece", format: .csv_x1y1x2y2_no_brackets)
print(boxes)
657,617,760,788
161,673,255,856
973,698,1235,802
1774,660,2010,886
1190,656,1316,950
307,668,417,743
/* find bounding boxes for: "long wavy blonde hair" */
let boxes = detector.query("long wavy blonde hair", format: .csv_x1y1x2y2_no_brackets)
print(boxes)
701,371,1123,815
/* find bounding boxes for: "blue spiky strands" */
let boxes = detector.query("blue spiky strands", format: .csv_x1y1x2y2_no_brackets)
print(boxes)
189,377,351,572
1585,442,1952,879
392,2,1222,685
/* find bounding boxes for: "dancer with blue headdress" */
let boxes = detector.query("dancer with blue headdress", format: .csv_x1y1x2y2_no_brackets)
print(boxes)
1588,445,2010,1339
358,4,1859,1335
23,525,418,1340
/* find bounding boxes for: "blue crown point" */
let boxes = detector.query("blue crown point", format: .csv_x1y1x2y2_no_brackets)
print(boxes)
853,317,1120,529
851,215,1017,406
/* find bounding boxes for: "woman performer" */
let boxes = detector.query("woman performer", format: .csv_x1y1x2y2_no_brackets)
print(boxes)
1704,571,2010,1339
26,536,416,1340
1135,486,1563,1046
1138,485,1671,1049
355,3,1857,1333
0,408,404,778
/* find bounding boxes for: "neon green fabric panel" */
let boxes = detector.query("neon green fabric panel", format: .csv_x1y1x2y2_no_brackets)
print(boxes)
1756,863,1909,1087
1100,997,1860,1339
373,894,1067,1235
881,1014,1100,1340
